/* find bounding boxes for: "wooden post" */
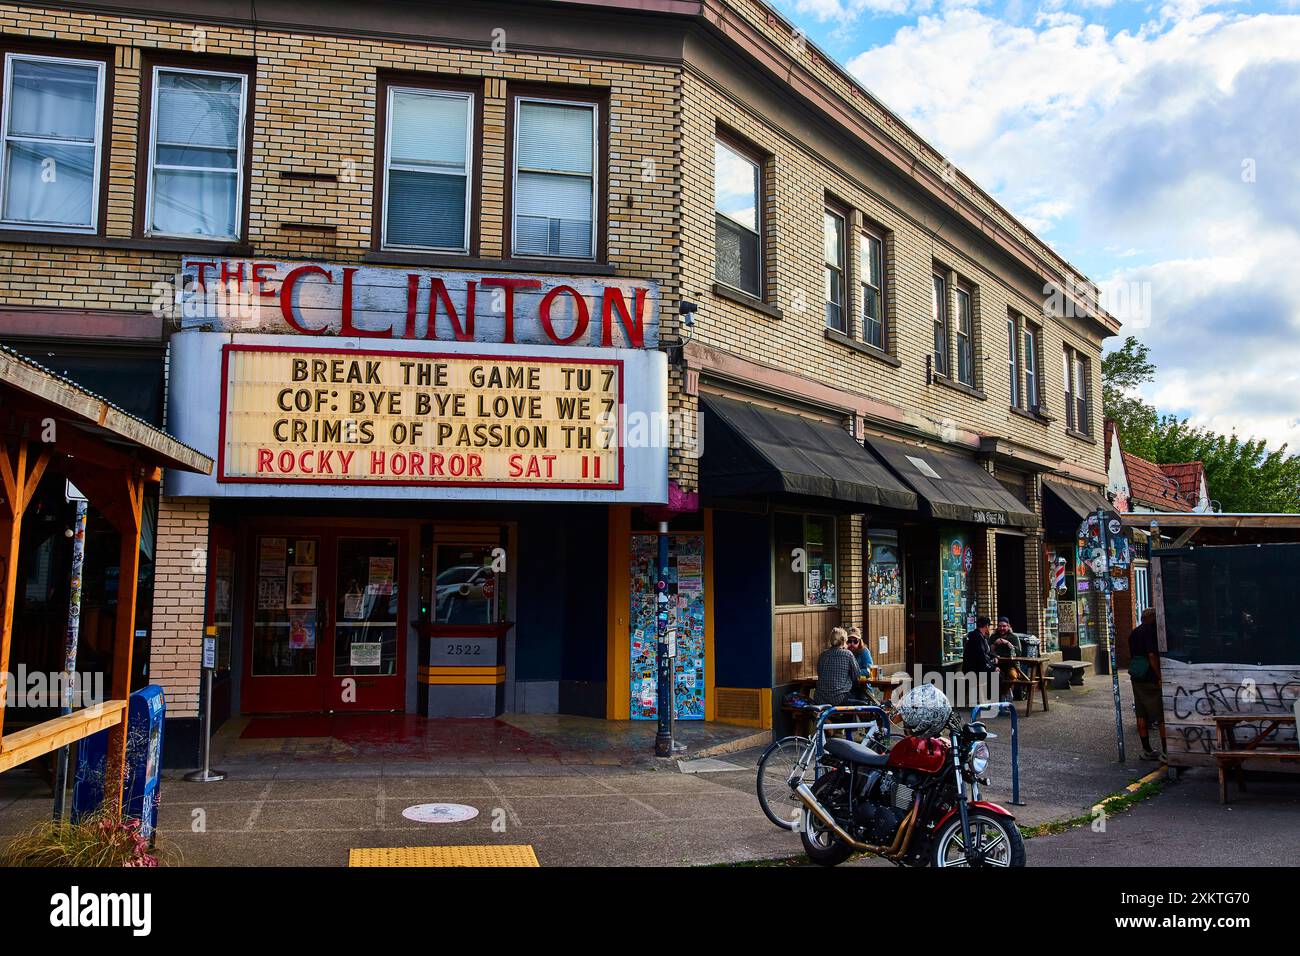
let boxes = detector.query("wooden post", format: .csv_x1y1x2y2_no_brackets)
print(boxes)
0,438,50,746
102,469,144,816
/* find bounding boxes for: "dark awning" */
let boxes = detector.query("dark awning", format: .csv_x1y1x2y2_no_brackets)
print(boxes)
1042,476,1114,522
863,434,1038,528
700,395,918,511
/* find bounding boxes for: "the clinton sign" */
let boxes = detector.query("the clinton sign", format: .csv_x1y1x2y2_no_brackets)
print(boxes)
174,258,659,349
167,260,668,503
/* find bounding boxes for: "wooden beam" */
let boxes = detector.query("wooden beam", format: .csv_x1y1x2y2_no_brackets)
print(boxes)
103,470,144,815
0,437,48,744
0,701,127,774
1170,527,1199,549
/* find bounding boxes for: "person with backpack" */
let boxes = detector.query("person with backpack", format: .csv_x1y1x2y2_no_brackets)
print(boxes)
1127,608,1165,761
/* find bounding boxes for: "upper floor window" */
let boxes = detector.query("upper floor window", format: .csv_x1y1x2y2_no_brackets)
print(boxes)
145,66,247,240
1023,323,1040,410
860,229,884,349
954,284,974,386
1064,345,1091,435
824,208,846,332
714,137,761,298
1006,314,1020,408
382,86,472,252
512,96,597,259
1,52,105,232
931,272,948,377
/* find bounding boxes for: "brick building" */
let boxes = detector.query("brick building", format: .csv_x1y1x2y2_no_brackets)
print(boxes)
0,0,1117,758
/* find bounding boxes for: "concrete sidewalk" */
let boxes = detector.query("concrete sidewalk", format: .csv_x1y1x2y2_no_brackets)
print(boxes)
0,674,1203,866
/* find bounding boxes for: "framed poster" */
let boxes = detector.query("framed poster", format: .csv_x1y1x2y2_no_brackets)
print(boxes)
286,566,318,609
293,539,317,566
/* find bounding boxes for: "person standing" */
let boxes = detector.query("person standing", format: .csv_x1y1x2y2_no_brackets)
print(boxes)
962,616,997,708
1127,607,1165,761
814,626,860,706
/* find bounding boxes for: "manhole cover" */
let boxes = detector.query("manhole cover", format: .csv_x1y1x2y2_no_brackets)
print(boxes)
402,803,480,824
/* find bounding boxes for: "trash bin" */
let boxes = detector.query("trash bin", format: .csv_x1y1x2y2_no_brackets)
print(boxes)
72,685,166,839
1021,635,1040,658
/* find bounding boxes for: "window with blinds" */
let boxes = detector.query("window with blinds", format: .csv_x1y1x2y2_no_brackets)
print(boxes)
146,67,246,240
512,98,597,260
1,53,105,231
383,87,472,252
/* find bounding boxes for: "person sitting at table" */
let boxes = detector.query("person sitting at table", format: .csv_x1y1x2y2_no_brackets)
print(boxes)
814,626,860,706
847,626,873,673
991,616,1024,702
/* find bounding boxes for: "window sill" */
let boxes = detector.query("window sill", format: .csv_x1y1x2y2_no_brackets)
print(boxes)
1066,427,1097,444
775,604,840,613
0,229,252,256
1010,405,1054,426
712,282,782,319
824,328,901,367
932,373,986,401
364,250,618,276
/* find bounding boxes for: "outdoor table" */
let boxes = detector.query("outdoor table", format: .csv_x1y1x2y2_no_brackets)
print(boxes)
1211,714,1299,803
997,656,1051,717
787,675,900,737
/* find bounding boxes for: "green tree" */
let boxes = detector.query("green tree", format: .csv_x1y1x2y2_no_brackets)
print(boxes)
1103,336,1300,513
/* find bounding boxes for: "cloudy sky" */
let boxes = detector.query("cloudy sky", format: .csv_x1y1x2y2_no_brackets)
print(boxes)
770,0,1300,453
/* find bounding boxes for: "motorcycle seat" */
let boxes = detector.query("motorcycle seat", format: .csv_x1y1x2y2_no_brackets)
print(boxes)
824,736,890,767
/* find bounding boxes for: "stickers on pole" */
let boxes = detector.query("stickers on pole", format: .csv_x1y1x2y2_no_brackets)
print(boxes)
401,803,480,824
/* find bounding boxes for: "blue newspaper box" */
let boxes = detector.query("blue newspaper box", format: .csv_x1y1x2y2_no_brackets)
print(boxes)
73,685,166,839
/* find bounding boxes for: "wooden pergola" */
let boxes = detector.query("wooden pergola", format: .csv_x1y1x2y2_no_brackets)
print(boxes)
0,346,211,813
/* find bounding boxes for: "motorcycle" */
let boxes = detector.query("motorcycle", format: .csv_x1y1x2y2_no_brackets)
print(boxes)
794,704,1025,867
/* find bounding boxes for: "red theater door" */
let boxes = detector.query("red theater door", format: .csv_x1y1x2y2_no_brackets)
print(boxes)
242,524,407,713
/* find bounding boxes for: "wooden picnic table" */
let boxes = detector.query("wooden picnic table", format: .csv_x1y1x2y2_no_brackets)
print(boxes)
1212,714,1299,803
997,656,1051,717
785,675,901,737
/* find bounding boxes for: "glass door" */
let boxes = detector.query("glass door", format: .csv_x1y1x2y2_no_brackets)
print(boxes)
242,528,406,713
330,536,404,711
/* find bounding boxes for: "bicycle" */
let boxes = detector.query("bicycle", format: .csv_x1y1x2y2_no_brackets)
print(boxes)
755,701,893,830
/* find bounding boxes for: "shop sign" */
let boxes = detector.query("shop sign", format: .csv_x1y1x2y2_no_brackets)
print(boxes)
219,345,622,488
971,509,1008,526
175,259,659,349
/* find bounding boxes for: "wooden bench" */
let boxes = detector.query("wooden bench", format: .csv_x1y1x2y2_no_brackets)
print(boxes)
1213,715,1299,804
998,656,1050,717
1049,660,1089,689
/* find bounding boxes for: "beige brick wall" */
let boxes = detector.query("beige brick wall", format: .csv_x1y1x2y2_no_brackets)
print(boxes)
148,498,209,718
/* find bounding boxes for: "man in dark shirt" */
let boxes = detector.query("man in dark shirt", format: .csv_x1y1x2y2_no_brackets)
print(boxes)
1127,608,1164,760
962,616,997,706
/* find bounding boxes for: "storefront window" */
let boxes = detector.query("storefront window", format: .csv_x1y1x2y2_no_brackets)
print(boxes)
433,544,502,625
252,535,317,676
335,537,400,676
774,512,837,607
940,528,975,664
868,529,902,606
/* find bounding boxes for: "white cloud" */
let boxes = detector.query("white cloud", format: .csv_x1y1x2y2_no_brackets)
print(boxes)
845,8,1300,452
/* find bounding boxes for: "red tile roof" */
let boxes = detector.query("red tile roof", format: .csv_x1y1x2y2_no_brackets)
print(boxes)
1121,451,1199,511
1158,461,1205,502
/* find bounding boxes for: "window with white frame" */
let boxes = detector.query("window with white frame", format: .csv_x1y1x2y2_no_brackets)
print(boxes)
146,66,247,240
512,97,597,259
1023,323,1039,410
714,137,762,297
1064,345,1091,435
824,208,846,332
860,229,884,349
1,53,105,231
955,284,974,386
932,272,948,377
1006,314,1019,408
382,86,472,252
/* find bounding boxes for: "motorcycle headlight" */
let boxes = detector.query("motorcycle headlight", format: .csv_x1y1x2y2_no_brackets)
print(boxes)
969,741,990,775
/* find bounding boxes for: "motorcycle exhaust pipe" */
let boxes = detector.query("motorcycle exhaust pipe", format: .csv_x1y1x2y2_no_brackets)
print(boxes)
792,783,876,852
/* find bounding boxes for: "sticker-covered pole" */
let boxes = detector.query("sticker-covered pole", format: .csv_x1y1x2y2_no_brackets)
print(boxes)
654,520,674,757
1096,510,1126,763
53,498,88,821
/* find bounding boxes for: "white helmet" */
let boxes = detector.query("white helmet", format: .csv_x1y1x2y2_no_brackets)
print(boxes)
897,683,952,738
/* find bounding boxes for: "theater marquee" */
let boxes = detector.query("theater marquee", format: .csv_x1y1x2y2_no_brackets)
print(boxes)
167,332,669,504
219,345,622,488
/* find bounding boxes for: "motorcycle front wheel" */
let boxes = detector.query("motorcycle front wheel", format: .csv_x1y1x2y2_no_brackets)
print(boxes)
932,808,1026,868
798,772,855,867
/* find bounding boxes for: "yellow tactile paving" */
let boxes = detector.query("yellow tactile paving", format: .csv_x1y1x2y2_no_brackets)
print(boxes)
348,845,540,867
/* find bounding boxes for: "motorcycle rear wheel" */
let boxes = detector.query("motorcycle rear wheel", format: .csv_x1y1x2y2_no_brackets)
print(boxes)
932,808,1026,868
799,773,855,867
